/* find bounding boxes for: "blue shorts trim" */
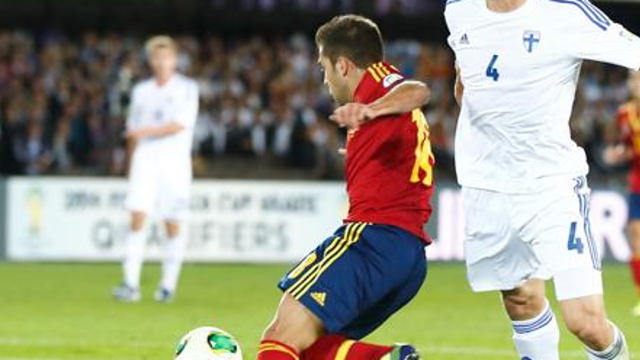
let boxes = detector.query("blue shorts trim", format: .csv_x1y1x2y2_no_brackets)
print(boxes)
629,193,640,221
278,222,427,339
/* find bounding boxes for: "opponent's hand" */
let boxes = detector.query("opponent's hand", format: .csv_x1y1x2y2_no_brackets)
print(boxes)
330,103,375,131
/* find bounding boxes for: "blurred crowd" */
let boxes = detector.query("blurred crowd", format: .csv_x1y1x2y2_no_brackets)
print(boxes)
0,30,632,181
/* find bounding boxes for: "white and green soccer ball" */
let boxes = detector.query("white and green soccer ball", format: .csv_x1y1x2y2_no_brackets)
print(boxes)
175,327,243,360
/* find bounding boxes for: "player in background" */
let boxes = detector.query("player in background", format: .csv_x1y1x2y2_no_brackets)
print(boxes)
603,70,640,316
334,0,640,359
257,15,434,360
113,36,199,303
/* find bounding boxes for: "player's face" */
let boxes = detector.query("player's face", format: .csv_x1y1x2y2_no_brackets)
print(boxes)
149,47,178,80
318,51,350,105
629,71,640,101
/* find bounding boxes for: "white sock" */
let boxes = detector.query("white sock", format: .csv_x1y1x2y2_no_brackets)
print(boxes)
160,228,188,293
123,230,146,289
512,301,560,360
586,322,629,360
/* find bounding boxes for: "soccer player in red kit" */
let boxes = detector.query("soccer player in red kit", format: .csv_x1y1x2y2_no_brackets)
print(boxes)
605,70,640,316
256,15,434,360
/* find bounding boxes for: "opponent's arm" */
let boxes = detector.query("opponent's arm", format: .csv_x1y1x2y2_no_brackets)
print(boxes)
330,80,430,130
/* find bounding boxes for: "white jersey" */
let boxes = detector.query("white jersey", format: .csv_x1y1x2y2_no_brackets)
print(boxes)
445,0,640,193
127,74,199,172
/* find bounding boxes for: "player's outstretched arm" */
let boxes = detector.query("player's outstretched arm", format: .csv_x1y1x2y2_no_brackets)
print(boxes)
330,80,430,130
126,122,185,141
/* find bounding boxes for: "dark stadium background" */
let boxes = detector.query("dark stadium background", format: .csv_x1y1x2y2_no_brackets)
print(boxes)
1,0,639,182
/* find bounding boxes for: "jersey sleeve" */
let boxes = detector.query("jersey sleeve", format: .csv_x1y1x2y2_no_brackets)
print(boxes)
170,81,199,128
563,1,640,70
126,85,141,131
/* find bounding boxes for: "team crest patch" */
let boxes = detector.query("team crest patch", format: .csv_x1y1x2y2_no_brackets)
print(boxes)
382,73,404,88
523,30,541,53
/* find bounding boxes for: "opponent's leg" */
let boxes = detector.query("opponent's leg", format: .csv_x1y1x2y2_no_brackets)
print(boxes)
502,279,560,360
560,295,628,359
627,220,640,315
115,211,146,302
156,219,187,302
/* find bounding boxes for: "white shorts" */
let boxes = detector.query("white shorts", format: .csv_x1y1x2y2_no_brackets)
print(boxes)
126,156,191,222
462,176,603,301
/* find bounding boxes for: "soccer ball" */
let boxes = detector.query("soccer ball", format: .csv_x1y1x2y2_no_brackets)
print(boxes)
175,327,243,360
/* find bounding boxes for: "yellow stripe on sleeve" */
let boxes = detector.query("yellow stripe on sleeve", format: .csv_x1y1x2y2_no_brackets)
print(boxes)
374,63,389,78
367,67,381,82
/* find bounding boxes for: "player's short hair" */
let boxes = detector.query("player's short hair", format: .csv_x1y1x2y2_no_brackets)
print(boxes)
145,35,177,57
315,15,384,69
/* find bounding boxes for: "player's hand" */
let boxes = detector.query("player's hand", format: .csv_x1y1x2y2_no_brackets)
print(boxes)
602,144,627,166
330,103,374,131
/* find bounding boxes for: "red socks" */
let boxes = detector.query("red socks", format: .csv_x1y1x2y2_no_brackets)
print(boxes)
301,335,393,360
259,336,393,360
258,341,300,360
631,256,640,295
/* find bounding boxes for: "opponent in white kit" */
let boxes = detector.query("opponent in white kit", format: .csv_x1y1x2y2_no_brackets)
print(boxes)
443,0,640,358
331,0,640,358
113,36,199,303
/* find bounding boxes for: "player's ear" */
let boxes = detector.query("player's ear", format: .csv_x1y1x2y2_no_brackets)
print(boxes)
336,57,349,78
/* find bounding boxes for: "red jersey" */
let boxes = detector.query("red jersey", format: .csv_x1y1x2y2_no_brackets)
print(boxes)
618,102,640,193
344,62,435,243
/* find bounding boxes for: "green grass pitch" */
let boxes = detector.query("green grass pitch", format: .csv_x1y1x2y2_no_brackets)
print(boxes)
0,263,637,359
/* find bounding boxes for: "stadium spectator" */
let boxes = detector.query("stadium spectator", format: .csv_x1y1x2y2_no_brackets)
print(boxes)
0,30,632,181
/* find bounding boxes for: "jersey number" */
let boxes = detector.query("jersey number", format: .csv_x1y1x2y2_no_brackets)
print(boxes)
486,54,500,82
567,221,585,254
410,109,434,186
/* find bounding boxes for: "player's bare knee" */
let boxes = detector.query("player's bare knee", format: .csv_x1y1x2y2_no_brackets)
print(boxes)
165,221,180,238
130,212,146,232
565,316,609,346
261,294,323,352
261,317,318,352
502,286,546,320
261,318,283,342
562,302,610,347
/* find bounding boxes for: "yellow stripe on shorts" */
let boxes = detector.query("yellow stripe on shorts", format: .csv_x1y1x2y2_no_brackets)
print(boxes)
286,224,355,297
292,223,368,300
